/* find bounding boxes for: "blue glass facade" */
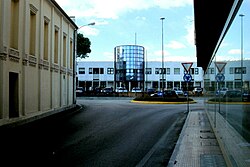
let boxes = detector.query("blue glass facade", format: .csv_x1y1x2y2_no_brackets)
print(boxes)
114,45,145,91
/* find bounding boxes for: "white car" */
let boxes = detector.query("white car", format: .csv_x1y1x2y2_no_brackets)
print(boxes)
132,87,142,92
173,87,184,95
115,87,128,93
217,87,228,96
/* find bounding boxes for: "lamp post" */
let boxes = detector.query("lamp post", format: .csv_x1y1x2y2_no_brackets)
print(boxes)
78,22,95,29
76,22,95,88
160,17,165,96
239,14,244,98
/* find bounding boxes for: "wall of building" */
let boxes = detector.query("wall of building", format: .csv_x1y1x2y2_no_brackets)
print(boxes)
76,61,204,91
0,0,76,126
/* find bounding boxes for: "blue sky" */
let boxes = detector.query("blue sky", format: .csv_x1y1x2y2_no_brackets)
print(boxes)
56,0,250,62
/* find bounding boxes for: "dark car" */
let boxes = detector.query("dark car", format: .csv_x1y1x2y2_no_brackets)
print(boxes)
243,90,250,102
76,87,84,96
223,90,242,102
103,87,114,95
151,90,178,98
147,88,156,95
164,90,178,98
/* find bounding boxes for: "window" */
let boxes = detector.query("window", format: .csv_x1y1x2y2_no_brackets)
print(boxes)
79,68,85,74
29,6,37,56
210,68,215,74
93,68,99,74
43,18,49,60
155,68,160,74
174,68,180,75
54,27,59,64
70,40,73,69
63,34,67,67
195,68,199,75
107,68,114,74
190,68,194,75
10,0,19,49
100,68,104,74
89,68,93,74
235,67,246,74
145,68,152,74
167,68,170,75
160,68,166,74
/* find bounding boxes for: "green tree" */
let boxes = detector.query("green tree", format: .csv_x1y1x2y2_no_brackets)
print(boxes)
77,33,91,58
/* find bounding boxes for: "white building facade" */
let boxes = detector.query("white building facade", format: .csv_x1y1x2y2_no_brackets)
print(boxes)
77,60,250,92
76,61,204,92
204,60,250,91
0,0,77,126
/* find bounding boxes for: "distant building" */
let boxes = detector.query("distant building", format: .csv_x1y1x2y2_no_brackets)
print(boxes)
0,0,77,126
76,61,204,92
76,60,250,92
204,60,250,91
114,45,145,91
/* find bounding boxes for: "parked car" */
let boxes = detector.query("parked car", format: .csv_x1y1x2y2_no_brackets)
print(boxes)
243,90,250,102
115,87,128,93
132,87,142,92
193,87,203,96
103,87,114,95
76,87,84,96
217,87,228,96
147,88,156,95
151,90,178,98
223,90,241,99
173,87,184,96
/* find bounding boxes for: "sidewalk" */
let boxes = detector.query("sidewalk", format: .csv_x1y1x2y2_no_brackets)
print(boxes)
168,110,227,167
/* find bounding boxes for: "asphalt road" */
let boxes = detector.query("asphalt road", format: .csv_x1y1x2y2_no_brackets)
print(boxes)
0,97,205,167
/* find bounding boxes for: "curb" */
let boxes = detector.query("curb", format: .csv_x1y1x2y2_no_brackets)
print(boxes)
131,100,197,104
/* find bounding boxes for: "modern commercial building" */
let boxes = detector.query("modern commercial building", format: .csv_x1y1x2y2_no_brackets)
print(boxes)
75,60,250,93
114,45,145,91
76,60,204,92
0,0,77,126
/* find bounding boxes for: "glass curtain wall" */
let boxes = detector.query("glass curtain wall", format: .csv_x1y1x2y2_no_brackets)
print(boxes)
114,45,145,91
204,2,250,166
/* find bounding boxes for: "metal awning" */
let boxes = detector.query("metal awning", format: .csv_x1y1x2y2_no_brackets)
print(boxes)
193,0,243,71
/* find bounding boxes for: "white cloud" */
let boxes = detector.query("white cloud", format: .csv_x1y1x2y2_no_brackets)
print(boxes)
56,0,193,20
166,41,186,49
184,21,195,46
228,49,241,55
154,0,193,9
78,27,99,36
166,55,196,62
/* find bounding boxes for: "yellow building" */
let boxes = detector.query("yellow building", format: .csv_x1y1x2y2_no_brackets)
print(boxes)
0,0,77,126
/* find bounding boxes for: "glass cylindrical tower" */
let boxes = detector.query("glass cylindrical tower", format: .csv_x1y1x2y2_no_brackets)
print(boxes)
114,45,145,92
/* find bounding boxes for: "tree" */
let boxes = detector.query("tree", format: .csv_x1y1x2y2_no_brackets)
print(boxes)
77,33,91,58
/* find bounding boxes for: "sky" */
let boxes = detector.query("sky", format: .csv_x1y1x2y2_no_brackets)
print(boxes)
55,0,250,63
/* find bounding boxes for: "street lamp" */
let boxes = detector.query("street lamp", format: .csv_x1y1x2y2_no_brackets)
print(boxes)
160,17,165,95
78,22,95,29
75,22,95,88
239,14,244,97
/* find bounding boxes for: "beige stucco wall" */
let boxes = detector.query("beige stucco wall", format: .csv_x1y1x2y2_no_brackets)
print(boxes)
0,0,76,125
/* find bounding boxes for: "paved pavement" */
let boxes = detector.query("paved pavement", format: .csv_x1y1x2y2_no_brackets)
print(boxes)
168,110,227,167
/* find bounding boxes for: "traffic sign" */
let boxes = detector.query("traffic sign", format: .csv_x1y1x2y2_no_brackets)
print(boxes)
215,73,225,82
183,73,192,82
214,62,227,73
181,62,193,73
